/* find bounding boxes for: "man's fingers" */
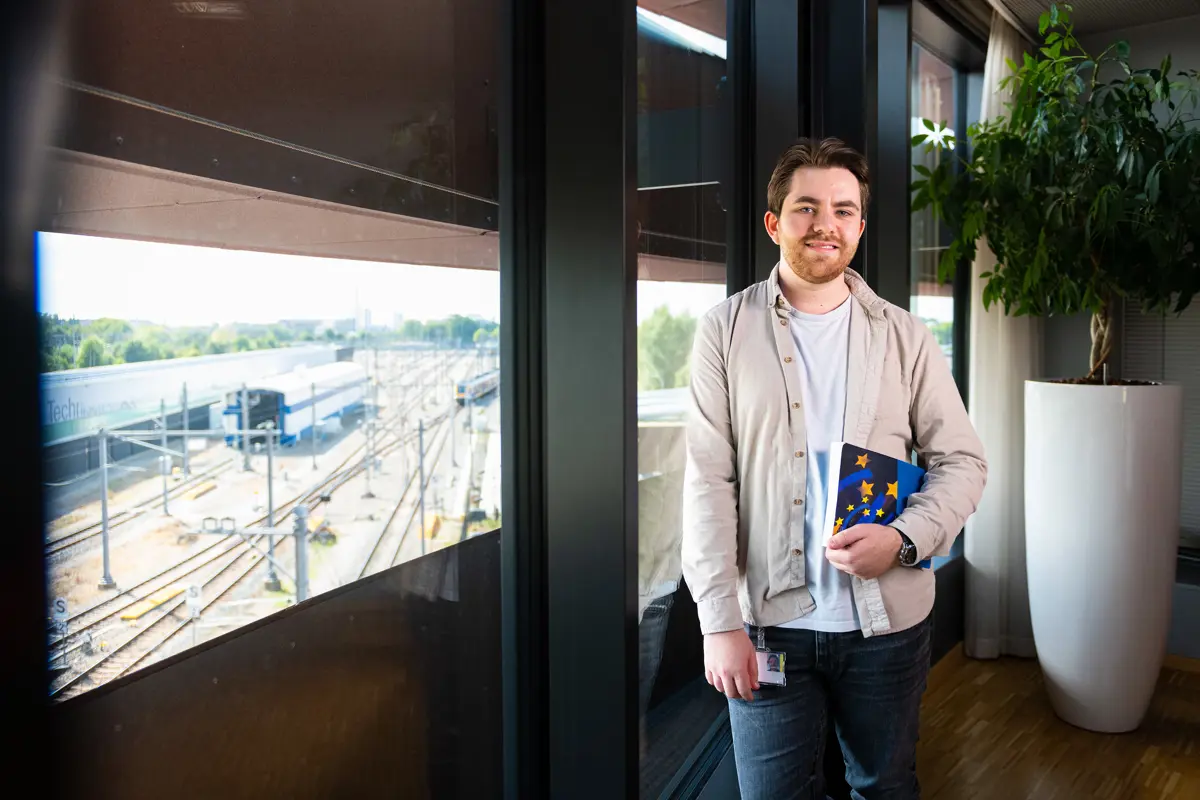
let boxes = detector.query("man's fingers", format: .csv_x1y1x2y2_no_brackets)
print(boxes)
712,674,726,695
747,650,760,691
828,527,868,550
733,671,756,702
825,547,851,566
826,549,858,576
705,669,714,687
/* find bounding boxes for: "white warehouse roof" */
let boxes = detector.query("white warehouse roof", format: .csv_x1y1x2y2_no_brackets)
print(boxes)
251,361,366,399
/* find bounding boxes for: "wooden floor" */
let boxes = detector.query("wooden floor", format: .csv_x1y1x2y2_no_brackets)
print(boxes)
917,650,1200,799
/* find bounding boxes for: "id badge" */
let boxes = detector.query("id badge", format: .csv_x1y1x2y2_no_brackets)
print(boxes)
754,626,786,687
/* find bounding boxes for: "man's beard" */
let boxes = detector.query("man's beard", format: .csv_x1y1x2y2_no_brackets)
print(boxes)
780,233,858,284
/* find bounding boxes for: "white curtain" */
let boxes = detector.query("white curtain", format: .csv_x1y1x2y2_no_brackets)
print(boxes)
964,10,1039,659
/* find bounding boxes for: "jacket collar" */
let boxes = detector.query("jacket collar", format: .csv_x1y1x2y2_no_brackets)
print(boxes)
767,261,888,319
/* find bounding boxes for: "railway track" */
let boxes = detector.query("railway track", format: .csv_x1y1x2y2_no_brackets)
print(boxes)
354,411,455,579
45,457,239,556
48,356,474,699
43,354,454,559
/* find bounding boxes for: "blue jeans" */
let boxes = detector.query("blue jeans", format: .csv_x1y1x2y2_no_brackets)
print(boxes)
728,615,933,800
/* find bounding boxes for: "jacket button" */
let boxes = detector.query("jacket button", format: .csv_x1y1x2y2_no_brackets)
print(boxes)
780,319,787,326
784,356,792,363
793,498,803,505
795,450,804,458
792,402,800,409
792,548,802,556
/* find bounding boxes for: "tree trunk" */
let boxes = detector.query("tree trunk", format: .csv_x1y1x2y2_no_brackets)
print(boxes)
1086,302,1114,381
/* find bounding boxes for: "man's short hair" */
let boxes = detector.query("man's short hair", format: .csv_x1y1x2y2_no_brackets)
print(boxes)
767,137,870,217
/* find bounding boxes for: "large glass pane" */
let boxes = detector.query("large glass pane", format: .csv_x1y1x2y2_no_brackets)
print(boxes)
910,44,957,374
42,0,501,700
635,2,729,794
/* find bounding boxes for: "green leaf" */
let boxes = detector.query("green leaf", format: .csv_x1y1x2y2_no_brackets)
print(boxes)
911,134,929,146
1039,11,1050,36
1145,164,1160,203
1116,40,1130,60
913,164,932,177
1046,32,1062,44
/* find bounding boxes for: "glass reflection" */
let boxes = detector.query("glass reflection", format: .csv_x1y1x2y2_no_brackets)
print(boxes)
636,2,729,794
42,0,501,700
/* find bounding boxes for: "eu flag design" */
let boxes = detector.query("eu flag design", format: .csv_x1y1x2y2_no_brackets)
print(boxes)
822,443,931,569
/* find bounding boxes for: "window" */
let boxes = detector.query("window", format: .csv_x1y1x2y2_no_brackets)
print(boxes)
910,44,958,376
42,0,501,700
635,2,729,794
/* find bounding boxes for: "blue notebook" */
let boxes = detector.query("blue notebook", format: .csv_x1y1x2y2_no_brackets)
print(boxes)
822,442,932,569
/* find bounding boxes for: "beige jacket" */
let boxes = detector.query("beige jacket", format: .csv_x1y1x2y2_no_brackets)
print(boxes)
681,265,987,638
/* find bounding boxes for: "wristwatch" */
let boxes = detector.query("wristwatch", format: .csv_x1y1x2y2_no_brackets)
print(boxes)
896,531,919,567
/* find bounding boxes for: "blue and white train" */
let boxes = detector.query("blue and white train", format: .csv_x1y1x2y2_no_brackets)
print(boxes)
455,369,500,406
223,361,367,447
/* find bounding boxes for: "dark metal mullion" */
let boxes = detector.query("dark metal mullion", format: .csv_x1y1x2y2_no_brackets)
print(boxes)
544,0,639,796
500,0,548,796
753,0,807,282
952,66,971,402
869,0,912,308
5,0,61,793
725,0,755,295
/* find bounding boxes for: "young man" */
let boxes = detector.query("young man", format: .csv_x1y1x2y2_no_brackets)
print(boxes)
681,138,986,799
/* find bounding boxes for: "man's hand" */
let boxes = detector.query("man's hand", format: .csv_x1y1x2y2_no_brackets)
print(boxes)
704,629,759,701
825,523,902,580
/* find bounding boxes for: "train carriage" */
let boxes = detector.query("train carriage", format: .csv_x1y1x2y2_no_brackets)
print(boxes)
223,361,367,447
455,369,499,406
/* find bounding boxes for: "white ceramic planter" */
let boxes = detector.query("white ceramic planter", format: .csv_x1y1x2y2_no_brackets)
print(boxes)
1024,380,1183,732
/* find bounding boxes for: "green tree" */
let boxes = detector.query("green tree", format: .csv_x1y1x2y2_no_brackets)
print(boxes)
637,306,696,391
76,336,111,368
120,339,162,363
42,344,75,372
84,318,132,342
234,335,253,352
402,319,425,340
924,320,953,348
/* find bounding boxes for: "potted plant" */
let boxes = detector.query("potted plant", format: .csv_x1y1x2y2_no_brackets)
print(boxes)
912,3,1199,733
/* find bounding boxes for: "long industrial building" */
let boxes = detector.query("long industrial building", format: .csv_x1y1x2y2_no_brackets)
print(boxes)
41,345,350,482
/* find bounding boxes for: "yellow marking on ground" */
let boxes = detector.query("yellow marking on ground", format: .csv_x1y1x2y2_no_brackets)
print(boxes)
422,514,442,541
181,481,217,501
119,586,185,620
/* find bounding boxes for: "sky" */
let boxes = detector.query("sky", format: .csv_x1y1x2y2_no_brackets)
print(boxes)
37,232,728,327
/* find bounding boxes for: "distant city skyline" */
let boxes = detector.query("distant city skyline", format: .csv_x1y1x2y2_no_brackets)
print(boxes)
38,232,727,328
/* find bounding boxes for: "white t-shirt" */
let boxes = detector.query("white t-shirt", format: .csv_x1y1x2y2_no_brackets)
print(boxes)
776,295,859,633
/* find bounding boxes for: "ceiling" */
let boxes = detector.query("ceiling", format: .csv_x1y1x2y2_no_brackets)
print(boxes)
46,149,721,284
1002,0,1200,36
638,0,726,38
